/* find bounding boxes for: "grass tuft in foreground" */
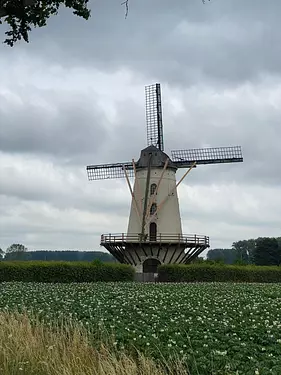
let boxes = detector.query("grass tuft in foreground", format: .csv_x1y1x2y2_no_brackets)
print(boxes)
0,312,189,375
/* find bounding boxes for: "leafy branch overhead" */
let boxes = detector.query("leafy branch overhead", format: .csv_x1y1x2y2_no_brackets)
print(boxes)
1,0,211,47
0,0,91,46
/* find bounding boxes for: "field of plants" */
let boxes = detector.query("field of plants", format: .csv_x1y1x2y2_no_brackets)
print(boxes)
0,282,280,375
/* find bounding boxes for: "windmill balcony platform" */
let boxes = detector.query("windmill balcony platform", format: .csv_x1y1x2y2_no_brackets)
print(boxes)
100,233,209,246
100,233,210,267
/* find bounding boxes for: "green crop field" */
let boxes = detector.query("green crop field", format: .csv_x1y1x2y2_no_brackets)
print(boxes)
0,282,280,375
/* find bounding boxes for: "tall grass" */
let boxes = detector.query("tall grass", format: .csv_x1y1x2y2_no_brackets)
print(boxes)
0,312,189,375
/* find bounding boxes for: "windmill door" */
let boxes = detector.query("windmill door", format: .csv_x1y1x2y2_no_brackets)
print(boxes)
149,222,157,241
143,258,161,274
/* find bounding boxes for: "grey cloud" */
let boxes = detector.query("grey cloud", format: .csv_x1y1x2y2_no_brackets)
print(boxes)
0,193,129,250
161,81,281,187
0,88,107,161
0,72,148,165
2,0,280,86
179,186,281,229
0,159,131,215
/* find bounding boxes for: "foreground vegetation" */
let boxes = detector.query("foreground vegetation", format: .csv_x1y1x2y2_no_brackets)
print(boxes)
0,312,188,375
0,282,280,374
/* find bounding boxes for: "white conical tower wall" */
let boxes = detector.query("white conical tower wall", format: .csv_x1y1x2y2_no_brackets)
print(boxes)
127,168,182,237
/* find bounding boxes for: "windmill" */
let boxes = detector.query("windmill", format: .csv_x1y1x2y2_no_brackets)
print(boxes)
86,83,243,276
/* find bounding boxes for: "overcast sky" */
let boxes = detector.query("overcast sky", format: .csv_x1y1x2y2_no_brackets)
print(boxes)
0,0,280,253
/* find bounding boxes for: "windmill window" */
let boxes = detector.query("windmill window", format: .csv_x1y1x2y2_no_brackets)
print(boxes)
150,183,157,195
150,203,157,215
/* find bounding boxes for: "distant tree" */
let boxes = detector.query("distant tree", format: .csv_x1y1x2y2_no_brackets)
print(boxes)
6,243,27,252
232,239,256,264
0,248,4,260
6,249,116,262
0,0,90,46
207,249,223,262
207,248,237,264
276,237,281,250
5,243,29,260
253,237,280,266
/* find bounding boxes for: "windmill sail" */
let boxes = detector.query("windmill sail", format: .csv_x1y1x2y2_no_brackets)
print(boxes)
145,83,164,151
171,146,243,167
86,162,134,180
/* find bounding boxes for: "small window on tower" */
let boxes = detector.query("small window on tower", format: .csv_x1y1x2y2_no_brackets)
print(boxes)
150,183,157,195
150,203,157,215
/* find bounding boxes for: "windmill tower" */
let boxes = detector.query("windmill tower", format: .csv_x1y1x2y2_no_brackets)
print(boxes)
86,83,243,276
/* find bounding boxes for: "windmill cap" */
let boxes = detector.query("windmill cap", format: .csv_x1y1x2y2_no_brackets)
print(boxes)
136,145,177,171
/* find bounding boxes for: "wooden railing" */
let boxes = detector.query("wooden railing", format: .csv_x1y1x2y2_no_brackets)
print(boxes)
100,233,209,246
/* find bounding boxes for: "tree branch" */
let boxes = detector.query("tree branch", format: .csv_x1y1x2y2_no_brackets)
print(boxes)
120,0,209,20
121,0,128,19
1,0,90,46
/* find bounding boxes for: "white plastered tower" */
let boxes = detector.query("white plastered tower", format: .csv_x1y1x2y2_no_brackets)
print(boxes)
127,165,182,236
125,145,186,272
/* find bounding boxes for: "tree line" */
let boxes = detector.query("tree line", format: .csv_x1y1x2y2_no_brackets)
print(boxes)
206,237,281,266
1,237,280,266
0,244,115,262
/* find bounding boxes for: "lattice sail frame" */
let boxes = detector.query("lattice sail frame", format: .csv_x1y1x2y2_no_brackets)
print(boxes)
86,85,243,181
145,83,164,151
171,146,243,167
87,162,134,180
